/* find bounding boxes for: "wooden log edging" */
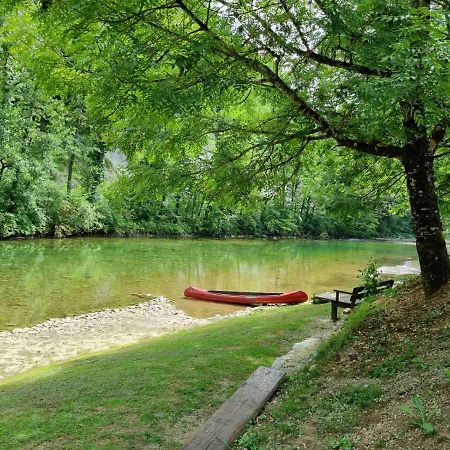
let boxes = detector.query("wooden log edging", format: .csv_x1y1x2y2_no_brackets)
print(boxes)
182,366,284,450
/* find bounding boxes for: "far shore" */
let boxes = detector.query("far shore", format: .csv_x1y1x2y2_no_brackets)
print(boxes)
0,233,421,243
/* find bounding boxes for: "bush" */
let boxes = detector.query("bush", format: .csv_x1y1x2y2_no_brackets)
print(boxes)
0,213,19,237
359,260,381,294
44,188,102,237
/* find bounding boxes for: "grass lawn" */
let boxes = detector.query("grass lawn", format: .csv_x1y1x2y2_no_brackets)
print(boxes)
0,303,328,449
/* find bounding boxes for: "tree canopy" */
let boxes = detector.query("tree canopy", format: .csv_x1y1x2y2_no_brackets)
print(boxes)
1,0,449,292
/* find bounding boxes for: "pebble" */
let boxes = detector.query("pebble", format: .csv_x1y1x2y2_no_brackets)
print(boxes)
0,296,261,381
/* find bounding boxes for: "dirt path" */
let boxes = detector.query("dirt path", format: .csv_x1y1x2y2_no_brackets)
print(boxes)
0,296,254,381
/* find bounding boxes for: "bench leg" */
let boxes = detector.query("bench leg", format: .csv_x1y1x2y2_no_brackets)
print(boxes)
331,302,338,323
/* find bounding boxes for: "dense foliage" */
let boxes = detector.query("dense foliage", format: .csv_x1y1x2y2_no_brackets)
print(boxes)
0,45,107,238
101,188,413,239
103,138,414,238
0,58,413,240
0,17,415,240
0,0,449,292
0,9,415,240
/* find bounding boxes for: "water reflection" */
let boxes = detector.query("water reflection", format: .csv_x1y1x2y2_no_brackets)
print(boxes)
0,238,418,330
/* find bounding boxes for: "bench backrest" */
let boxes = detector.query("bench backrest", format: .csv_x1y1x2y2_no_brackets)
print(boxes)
351,279,394,301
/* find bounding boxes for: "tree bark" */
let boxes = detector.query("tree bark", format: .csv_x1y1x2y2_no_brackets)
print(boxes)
0,160,10,183
402,142,450,295
67,151,75,194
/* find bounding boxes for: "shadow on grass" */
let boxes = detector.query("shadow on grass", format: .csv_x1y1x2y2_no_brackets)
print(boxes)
0,303,329,449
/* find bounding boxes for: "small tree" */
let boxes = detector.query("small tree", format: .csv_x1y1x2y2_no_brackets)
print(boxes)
359,260,382,295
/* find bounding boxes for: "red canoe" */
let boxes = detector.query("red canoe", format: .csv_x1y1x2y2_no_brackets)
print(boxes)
184,287,308,305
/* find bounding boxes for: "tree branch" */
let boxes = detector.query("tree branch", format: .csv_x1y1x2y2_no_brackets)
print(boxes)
278,0,311,50
172,0,404,158
96,2,178,25
248,6,391,77
362,172,404,200
430,121,448,152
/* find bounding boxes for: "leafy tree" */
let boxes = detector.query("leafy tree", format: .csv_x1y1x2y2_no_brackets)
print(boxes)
0,32,106,237
4,0,450,293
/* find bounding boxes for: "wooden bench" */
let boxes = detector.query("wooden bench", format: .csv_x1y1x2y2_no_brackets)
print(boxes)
313,280,394,322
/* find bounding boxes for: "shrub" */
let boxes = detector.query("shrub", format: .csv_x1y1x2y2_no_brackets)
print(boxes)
359,260,381,294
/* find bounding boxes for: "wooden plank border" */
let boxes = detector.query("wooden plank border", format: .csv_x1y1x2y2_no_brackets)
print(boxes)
183,366,284,450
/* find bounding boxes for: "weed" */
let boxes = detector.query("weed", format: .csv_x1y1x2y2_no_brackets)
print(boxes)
399,396,437,437
373,438,386,448
317,403,356,433
236,431,261,450
373,439,386,448
380,288,397,298
439,326,450,342
359,260,381,295
423,308,444,323
369,345,428,377
276,421,297,435
328,435,354,449
336,384,382,408
317,384,382,434
374,345,387,356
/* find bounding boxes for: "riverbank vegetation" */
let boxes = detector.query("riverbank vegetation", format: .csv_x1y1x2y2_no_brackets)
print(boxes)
1,1,450,292
0,303,329,449
0,55,415,240
234,279,450,450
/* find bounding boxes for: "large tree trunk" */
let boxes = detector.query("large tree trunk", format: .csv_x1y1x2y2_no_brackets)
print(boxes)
403,142,450,295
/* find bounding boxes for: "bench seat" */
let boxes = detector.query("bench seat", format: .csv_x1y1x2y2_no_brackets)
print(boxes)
314,280,394,322
313,292,336,303
313,292,351,303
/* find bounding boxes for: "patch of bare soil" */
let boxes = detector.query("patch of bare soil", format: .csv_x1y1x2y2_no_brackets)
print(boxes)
321,280,450,449
235,279,450,450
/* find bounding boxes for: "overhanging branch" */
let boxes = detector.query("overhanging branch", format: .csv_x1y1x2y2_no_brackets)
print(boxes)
247,5,391,77
172,0,403,158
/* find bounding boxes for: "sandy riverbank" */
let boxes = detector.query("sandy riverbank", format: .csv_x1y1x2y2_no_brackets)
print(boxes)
0,296,256,381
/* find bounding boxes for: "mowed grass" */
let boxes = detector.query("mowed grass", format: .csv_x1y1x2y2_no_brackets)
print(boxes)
0,303,328,449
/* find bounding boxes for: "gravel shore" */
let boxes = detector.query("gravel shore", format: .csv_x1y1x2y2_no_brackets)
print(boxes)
0,296,255,381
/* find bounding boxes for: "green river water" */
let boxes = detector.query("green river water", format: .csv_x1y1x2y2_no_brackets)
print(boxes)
0,237,419,331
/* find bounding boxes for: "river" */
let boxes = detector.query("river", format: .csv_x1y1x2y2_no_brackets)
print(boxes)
0,237,419,330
